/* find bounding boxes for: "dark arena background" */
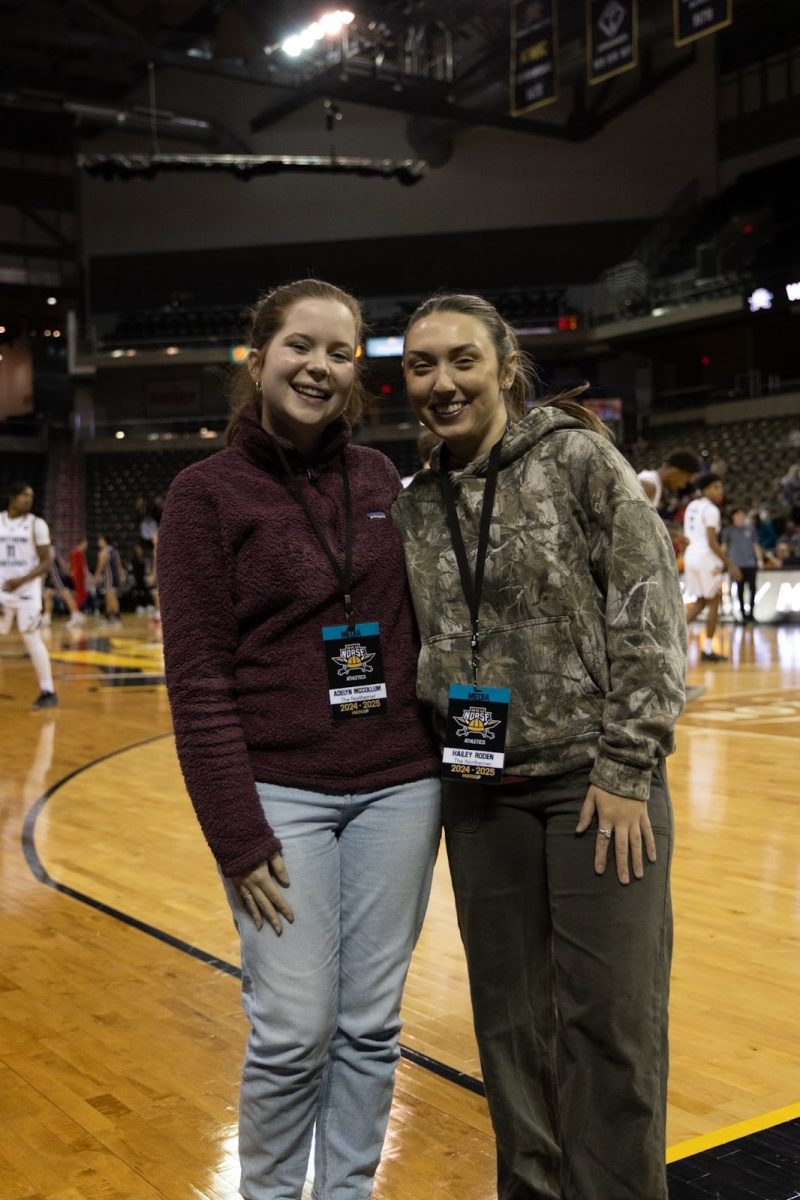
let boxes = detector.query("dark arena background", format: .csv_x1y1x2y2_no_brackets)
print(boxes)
1,2,800,1198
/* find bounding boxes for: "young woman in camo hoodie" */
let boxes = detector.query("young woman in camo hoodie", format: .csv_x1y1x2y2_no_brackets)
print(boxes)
394,293,686,1200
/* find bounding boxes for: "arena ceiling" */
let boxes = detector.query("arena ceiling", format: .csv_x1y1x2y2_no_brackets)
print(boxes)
2,0,790,159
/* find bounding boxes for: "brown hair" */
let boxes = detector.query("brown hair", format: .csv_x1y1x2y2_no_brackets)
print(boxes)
225,278,368,445
404,293,612,441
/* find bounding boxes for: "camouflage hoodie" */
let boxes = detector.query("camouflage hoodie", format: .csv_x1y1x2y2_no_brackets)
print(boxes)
392,405,687,801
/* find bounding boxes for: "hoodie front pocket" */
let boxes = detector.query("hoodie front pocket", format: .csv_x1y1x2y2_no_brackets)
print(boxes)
419,615,603,753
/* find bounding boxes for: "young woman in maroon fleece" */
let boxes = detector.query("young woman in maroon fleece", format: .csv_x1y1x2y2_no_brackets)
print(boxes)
157,280,440,1200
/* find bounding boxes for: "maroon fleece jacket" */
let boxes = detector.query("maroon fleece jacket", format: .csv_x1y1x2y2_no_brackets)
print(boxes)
158,414,440,877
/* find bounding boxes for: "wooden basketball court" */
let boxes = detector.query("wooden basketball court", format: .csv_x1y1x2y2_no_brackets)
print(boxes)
1,616,799,1199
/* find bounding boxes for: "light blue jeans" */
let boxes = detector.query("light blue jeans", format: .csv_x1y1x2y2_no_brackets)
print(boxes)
222,776,442,1200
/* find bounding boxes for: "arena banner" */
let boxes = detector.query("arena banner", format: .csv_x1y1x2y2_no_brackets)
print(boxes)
674,0,732,47
587,0,637,85
510,0,558,116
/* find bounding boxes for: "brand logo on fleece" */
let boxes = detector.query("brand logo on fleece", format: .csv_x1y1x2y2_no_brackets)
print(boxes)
367,511,387,519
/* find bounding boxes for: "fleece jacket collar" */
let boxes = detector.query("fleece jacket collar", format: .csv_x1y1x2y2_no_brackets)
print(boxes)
234,405,352,476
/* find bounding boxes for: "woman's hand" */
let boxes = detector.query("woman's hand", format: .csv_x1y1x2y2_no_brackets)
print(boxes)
576,785,656,885
232,853,294,934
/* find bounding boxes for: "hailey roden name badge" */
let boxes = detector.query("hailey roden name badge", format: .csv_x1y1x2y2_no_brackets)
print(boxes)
442,684,510,784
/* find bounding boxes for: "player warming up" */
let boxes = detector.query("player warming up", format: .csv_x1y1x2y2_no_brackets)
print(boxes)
683,473,741,662
0,481,59,708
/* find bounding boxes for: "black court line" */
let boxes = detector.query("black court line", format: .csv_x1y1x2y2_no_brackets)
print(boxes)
21,736,486,1099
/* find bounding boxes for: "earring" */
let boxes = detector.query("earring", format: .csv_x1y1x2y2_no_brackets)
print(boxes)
255,380,261,393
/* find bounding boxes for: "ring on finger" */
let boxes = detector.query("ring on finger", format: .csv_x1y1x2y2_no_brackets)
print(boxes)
597,827,613,839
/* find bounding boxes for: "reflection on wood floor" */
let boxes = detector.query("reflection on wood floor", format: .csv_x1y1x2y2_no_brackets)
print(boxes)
1,616,799,1199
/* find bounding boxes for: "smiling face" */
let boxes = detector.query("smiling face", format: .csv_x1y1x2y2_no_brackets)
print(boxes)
250,297,357,455
403,311,514,463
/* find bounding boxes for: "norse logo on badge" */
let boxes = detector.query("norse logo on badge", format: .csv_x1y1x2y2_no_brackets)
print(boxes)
323,621,388,721
454,705,502,742
332,642,376,678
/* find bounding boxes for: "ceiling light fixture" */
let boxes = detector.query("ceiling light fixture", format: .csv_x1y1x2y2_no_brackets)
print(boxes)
280,10,355,58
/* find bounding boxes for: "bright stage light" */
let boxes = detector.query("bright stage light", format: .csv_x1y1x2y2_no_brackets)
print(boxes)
281,10,355,57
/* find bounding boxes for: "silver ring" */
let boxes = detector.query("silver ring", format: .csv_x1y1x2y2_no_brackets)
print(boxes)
597,827,613,839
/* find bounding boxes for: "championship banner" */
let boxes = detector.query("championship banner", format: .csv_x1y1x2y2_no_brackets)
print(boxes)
674,0,732,47
510,0,558,116
588,0,637,85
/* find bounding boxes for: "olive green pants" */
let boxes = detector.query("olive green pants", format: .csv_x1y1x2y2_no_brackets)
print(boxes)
443,764,673,1200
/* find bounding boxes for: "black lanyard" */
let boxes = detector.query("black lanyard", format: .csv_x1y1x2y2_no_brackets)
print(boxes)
439,437,504,687
270,437,355,628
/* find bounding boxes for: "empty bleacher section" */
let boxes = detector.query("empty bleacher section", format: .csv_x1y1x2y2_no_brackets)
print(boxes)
85,448,216,557
656,156,799,282
96,290,576,350
369,290,574,335
99,307,249,351
594,155,800,323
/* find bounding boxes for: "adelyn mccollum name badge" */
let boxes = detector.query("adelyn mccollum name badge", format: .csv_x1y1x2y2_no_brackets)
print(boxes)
323,622,388,720
442,684,510,784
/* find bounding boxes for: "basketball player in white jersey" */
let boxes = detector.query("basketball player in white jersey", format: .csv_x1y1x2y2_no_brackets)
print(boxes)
637,448,700,510
683,474,741,663
0,481,59,707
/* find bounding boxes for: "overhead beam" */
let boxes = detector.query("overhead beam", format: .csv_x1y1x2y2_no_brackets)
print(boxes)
252,69,577,140
3,25,569,138
0,19,698,144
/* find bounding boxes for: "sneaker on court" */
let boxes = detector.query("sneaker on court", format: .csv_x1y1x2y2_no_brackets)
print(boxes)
32,691,59,709
700,650,728,662
66,612,86,628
